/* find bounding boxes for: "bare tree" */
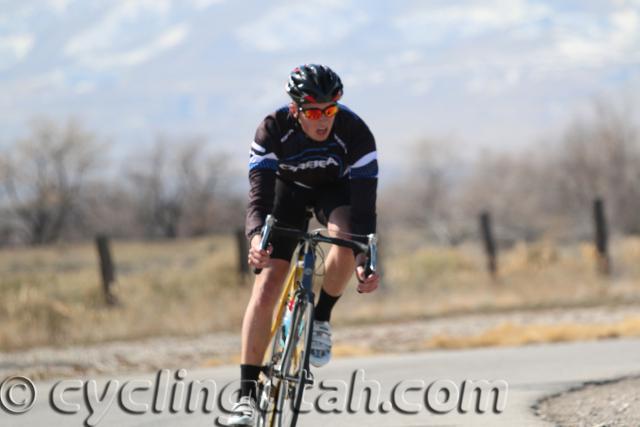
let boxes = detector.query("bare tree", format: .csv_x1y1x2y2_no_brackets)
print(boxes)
458,148,549,243
554,99,640,234
76,179,141,239
455,99,640,242
127,136,226,239
0,118,100,245
378,138,469,245
390,98,640,246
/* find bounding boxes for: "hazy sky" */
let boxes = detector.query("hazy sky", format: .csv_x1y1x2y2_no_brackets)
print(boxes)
1,0,639,180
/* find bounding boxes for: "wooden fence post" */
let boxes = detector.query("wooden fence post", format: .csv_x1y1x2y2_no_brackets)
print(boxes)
95,234,118,306
593,198,611,276
236,228,249,280
479,211,498,278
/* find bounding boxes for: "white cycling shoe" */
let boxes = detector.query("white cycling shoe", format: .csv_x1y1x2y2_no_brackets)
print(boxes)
310,320,332,368
227,395,257,426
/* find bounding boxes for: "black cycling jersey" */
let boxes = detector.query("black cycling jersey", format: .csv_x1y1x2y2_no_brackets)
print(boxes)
245,104,378,242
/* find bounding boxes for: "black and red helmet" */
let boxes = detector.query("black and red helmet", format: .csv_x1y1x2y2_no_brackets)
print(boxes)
286,64,343,105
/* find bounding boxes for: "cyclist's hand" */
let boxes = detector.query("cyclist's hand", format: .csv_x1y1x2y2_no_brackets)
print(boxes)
355,253,379,293
248,234,273,270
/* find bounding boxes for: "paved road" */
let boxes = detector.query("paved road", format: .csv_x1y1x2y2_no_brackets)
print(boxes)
3,338,640,426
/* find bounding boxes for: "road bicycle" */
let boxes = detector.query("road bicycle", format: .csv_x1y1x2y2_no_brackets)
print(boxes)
253,213,377,427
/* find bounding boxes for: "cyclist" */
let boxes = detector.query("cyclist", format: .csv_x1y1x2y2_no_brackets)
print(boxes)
228,64,380,426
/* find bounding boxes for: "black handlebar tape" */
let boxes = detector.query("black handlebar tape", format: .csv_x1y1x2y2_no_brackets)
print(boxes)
253,247,266,274
364,263,373,277
253,242,270,275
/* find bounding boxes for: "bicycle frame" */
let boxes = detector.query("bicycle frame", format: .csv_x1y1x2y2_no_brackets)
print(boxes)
258,240,316,427
269,241,315,343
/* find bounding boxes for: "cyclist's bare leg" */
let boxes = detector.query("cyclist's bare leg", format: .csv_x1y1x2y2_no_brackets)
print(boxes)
241,259,290,365
321,206,355,297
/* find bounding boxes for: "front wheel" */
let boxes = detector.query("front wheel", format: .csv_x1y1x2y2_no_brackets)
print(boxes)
256,305,287,427
274,295,314,427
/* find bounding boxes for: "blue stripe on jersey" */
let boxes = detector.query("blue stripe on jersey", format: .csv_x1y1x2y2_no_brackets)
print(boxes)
350,159,378,179
249,159,278,171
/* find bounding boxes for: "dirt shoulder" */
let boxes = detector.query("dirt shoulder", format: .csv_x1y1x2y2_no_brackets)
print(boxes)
534,376,640,426
2,304,640,381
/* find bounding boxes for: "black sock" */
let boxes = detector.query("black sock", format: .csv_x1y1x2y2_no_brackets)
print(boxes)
314,288,341,322
240,364,261,400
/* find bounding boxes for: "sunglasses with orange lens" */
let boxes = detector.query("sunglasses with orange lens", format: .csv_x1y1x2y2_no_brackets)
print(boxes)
299,104,339,120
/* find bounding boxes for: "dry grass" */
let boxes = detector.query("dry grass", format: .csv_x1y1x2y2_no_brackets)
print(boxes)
332,343,377,358
0,235,252,350
332,236,640,326
425,316,640,349
1,234,640,351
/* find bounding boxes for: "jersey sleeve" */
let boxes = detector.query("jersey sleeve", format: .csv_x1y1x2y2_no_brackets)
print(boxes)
245,116,280,239
347,116,378,242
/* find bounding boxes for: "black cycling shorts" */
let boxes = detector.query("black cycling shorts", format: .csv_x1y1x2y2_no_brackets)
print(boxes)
270,177,350,261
